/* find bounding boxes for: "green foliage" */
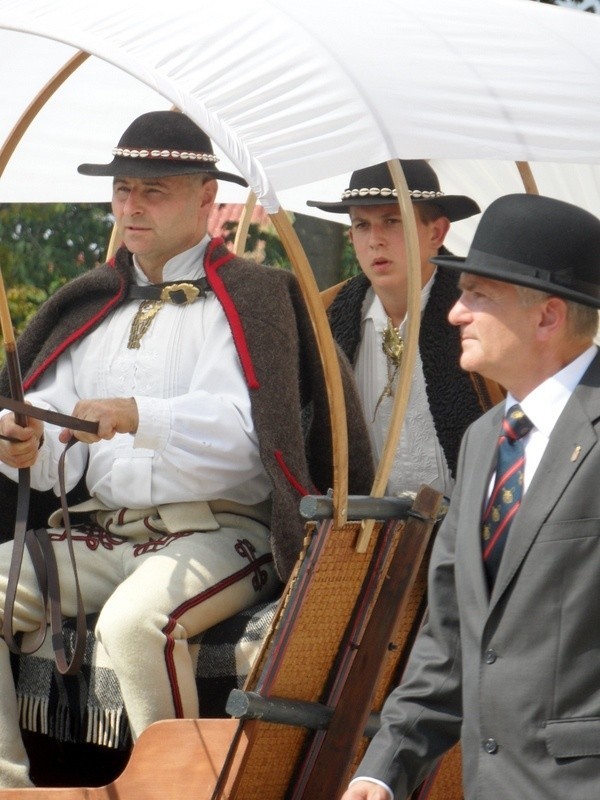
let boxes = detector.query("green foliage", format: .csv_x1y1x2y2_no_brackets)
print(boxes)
6,284,48,333
340,231,361,280
0,203,114,366
0,202,113,291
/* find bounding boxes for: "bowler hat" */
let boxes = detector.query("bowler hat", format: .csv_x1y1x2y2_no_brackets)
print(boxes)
78,110,248,186
431,193,600,309
306,160,480,222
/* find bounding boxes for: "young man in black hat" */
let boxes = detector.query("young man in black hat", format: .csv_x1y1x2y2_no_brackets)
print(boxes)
342,193,600,800
308,161,501,499
0,110,373,787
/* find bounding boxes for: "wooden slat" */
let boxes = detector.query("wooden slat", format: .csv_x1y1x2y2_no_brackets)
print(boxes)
292,486,443,799
0,719,241,800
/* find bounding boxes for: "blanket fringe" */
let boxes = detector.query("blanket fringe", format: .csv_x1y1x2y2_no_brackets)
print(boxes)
18,695,49,736
18,694,130,750
13,599,277,750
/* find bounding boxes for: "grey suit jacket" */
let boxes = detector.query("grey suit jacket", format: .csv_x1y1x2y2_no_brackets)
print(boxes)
356,351,600,800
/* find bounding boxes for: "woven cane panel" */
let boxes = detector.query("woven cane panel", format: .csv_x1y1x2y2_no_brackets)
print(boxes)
411,744,463,800
349,529,429,772
243,524,318,691
370,548,429,711
230,519,392,799
260,520,385,701
229,722,309,800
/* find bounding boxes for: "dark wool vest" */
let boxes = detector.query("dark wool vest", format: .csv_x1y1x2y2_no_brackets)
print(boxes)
327,268,495,479
0,239,374,581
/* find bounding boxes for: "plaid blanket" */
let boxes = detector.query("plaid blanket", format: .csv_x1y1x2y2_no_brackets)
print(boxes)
10,600,277,750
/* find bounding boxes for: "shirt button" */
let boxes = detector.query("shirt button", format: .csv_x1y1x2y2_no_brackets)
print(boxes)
484,738,498,754
484,648,497,664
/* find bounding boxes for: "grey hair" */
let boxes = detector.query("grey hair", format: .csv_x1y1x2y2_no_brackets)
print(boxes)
516,285,599,339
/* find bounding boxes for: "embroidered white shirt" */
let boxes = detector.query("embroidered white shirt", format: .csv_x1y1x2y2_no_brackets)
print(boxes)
5,237,272,509
353,276,453,498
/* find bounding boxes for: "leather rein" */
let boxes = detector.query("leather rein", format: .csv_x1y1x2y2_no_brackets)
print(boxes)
1,394,99,675
0,278,211,676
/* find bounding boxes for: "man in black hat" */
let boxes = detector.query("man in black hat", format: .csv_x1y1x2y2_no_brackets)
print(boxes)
342,193,600,800
309,161,501,499
0,110,373,787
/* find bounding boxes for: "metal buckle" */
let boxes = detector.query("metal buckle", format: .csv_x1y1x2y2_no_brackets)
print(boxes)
160,282,202,305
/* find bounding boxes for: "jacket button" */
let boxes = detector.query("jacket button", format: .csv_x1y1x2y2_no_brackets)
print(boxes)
483,738,498,754
484,648,497,664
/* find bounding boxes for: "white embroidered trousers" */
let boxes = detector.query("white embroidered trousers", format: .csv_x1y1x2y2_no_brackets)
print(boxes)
0,506,277,788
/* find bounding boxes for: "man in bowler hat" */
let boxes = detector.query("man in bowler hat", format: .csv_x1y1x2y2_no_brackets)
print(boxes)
0,110,373,787
309,161,502,499
342,193,600,800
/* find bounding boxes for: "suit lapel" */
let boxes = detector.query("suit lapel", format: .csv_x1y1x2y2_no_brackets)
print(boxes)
489,352,600,608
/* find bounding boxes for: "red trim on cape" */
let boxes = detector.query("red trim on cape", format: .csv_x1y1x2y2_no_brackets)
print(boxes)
23,266,126,391
204,238,260,390
274,450,310,497
23,238,261,394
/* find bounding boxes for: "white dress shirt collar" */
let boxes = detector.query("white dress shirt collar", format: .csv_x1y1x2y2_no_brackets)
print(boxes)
132,235,211,286
507,344,598,438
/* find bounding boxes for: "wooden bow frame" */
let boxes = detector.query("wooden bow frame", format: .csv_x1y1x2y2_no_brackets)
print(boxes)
0,44,543,800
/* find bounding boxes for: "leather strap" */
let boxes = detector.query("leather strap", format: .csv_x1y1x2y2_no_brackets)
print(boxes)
0,394,99,434
3,402,98,675
127,277,211,304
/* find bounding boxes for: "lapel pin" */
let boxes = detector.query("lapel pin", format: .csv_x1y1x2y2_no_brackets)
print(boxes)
570,445,582,463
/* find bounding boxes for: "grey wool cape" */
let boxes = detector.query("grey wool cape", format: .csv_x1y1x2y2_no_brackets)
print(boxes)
0,238,375,582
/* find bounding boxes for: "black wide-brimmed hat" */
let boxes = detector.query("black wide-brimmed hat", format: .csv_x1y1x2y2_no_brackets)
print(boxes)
306,160,480,222
78,110,248,186
431,193,600,309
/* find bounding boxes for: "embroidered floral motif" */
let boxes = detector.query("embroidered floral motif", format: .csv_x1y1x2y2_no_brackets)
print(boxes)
235,538,269,592
47,523,127,551
132,530,196,557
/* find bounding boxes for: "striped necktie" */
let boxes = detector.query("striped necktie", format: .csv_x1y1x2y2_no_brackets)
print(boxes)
482,404,533,588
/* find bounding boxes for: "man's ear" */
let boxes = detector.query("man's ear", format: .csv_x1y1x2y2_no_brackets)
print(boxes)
201,178,218,207
537,296,568,341
430,215,451,249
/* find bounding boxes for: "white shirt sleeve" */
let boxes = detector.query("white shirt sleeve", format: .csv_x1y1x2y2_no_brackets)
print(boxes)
348,776,394,799
4,292,271,509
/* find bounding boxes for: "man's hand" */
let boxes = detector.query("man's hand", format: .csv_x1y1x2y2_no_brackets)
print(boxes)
59,398,139,444
0,411,44,468
341,781,392,800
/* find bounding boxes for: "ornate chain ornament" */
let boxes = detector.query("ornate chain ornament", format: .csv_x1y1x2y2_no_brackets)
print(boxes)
373,317,404,420
128,300,163,349
127,282,205,349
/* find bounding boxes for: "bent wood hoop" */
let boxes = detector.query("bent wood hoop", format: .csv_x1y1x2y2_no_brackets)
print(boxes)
0,37,542,800
355,158,423,552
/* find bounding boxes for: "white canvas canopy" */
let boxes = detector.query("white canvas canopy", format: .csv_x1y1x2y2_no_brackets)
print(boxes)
0,7,597,794
0,0,598,256
0,0,598,516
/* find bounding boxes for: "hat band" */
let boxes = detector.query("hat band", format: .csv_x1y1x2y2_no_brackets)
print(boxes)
112,147,219,164
341,187,445,201
467,248,600,299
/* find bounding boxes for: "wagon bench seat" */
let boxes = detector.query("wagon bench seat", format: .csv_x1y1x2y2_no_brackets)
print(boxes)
10,600,278,750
